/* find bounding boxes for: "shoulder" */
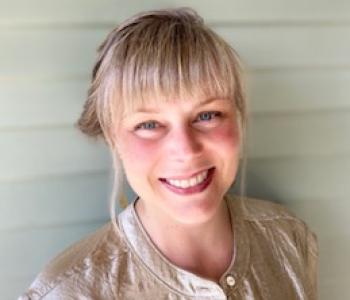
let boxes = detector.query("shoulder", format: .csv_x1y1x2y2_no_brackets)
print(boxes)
228,195,319,297
19,222,128,300
227,194,318,254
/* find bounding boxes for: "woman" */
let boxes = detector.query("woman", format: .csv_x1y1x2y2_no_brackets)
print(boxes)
20,7,318,300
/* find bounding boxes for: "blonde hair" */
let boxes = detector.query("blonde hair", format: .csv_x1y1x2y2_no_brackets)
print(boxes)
75,7,249,231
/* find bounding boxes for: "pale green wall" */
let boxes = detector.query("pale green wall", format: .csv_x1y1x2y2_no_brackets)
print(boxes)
1,1,349,299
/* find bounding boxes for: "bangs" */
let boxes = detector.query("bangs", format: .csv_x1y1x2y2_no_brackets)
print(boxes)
107,18,240,122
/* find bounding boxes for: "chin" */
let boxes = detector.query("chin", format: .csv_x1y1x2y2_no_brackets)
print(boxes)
164,191,225,225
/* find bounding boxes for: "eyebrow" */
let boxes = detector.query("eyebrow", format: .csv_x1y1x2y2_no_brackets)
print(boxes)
134,97,228,113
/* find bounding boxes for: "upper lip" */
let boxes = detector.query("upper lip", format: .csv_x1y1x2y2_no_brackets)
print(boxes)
160,167,214,181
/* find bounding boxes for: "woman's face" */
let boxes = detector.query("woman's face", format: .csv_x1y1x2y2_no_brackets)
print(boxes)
114,95,241,224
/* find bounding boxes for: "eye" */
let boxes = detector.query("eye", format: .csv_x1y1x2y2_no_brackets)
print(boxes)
134,120,160,131
196,111,222,122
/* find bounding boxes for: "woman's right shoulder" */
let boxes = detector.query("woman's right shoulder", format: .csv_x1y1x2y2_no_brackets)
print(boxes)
18,221,129,300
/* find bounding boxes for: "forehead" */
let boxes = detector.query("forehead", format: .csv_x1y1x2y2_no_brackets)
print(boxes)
123,95,233,116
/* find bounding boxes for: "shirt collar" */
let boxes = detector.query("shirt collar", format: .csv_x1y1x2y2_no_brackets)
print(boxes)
118,193,250,297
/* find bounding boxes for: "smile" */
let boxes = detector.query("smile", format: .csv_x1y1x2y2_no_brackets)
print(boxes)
165,169,209,188
159,167,215,195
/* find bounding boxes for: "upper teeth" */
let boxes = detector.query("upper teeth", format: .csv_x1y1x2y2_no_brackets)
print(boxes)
166,170,209,188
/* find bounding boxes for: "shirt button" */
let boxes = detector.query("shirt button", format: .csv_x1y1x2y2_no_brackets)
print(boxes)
226,274,236,287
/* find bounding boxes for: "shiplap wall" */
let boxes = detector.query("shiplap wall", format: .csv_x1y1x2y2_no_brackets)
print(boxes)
1,1,349,299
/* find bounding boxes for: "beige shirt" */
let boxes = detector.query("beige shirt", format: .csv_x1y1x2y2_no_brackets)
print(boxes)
19,194,318,299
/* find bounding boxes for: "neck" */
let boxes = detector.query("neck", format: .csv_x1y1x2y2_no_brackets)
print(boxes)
134,197,234,282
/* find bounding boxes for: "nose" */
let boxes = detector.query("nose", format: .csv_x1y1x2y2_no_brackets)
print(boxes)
166,125,203,162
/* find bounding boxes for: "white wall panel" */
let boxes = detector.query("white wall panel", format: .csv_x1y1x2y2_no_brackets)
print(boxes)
2,277,34,300
249,69,350,113
0,128,110,181
318,236,350,280
280,197,349,238
0,29,103,77
0,171,110,230
320,276,350,300
247,156,348,202
248,111,350,158
1,0,349,24
1,25,350,78
0,78,88,127
216,26,350,69
318,238,350,299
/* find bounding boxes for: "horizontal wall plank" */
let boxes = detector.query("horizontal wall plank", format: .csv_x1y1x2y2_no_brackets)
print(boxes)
0,128,110,181
1,0,349,25
1,275,34,300
318,235,350,279
0,78,89,127
1,25,350,78
0,220,106,282
248,111,350,158
248,69,350,113
2,69,350,128
0,29,103,77
0,172,112,231
216,26,350,69
319,276,350,300
246,156,349,203
278,197,349,238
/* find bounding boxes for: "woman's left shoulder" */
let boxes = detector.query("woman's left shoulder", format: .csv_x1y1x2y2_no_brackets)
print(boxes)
228,194,318,255
228,194,319,298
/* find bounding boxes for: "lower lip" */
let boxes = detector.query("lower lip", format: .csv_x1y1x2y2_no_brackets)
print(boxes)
159,168,215,196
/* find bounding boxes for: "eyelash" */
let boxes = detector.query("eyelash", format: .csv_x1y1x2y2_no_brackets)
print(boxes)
134,111,222,131
196,111,222,123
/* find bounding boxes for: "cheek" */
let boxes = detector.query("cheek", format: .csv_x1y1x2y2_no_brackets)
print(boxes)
119,134,160,168
210,122,241,186
210,121,240,149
